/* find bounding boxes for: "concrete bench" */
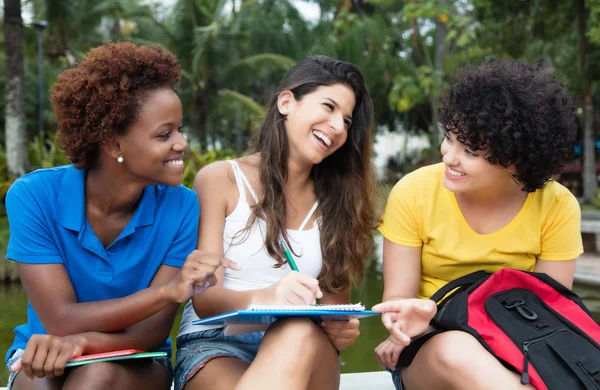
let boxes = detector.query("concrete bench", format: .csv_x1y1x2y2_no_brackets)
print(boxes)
581,219,600,233
581,216,600,253
0,371,395,390
339,371,395,389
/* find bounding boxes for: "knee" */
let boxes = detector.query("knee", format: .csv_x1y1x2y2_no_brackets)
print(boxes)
427,331,485,372
268,318,330,353
63,362,120,390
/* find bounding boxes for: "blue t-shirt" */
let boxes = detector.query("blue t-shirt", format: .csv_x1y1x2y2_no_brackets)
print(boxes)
4,165,199,361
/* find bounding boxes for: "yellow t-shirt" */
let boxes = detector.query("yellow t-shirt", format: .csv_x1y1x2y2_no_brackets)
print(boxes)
378,163,584,299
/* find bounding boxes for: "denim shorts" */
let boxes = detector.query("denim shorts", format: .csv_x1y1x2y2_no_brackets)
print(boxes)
5,348,173,389
174,328,265,390
5,348,24,390
387,366,403,390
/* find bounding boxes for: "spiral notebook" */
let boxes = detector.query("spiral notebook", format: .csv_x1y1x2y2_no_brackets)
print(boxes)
247,303,368,312
65,350,167,367
192,303,379,335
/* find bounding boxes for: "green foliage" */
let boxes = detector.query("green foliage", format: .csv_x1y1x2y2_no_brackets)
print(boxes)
28,133,70,169
181,147,237,189
389,66,445,113
0,146,17,216
591,187,600,209
1,0,598,186
590,0,600,44
0,131,237,213
0,133,69,216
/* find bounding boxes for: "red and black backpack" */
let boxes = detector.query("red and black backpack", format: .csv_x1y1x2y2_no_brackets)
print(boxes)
427,268,600,390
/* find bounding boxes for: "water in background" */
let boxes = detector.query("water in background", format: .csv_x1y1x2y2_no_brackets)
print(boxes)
1,257,599,378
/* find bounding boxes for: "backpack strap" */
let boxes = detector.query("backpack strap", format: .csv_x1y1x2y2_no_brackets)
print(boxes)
430,270,490,303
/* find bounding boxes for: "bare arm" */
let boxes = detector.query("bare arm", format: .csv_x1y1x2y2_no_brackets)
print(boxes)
11,265,181,379
190,161,321,317
76,264,181,353
190,162,261,317
373,238,435,343
374,239,433,369
319,288,360,350
534,258,577,289
381,238,422,302
18,262,178,337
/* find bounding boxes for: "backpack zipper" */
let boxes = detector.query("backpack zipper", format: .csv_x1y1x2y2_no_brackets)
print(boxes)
522,344,530,385
520,329,569,385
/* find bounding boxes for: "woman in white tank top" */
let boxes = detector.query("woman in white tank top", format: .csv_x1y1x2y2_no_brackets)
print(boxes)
175,55,377,390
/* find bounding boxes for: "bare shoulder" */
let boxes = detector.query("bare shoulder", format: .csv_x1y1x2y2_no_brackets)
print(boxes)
236,154,261,185
193,160,236,194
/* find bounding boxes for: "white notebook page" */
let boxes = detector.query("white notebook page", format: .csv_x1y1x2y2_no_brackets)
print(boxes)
246,303,365,311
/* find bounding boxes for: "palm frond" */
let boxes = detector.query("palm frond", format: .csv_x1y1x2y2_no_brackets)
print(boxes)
217,89,265,117
226,53,296,77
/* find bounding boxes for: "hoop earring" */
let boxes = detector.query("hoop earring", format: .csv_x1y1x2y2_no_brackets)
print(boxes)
117,156,124,163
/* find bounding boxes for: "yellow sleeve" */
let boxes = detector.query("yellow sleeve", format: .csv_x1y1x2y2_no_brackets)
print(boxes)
377,175,422,247
539,190,583,261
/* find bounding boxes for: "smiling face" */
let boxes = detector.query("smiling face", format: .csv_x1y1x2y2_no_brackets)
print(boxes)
116,88,187,187
278,83,356,166
440,131,515,195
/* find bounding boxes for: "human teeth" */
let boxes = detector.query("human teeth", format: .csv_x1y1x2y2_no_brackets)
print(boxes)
165,160,183,167
448,167,465,176
312,130,332,147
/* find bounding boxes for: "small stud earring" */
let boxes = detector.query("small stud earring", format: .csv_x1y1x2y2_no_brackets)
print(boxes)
117,156,124,163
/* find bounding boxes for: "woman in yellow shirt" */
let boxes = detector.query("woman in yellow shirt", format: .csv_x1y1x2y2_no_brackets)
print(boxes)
374,60,583,389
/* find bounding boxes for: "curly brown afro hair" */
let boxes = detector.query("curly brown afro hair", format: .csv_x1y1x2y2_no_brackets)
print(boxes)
51,41,181,169
439,60,578,192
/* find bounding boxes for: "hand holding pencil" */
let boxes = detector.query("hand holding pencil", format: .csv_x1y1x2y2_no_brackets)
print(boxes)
252,272,323,306
250,239,322,305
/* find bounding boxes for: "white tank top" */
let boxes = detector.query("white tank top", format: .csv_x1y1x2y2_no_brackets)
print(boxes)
178,160,323,336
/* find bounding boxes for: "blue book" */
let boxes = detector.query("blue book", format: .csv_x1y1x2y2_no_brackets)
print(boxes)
192,303,380,326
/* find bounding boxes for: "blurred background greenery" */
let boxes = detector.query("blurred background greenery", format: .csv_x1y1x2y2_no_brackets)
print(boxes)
3,0,600,379
0,0,599,277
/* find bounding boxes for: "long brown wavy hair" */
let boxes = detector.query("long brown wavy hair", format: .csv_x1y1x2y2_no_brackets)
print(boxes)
247,55,376,293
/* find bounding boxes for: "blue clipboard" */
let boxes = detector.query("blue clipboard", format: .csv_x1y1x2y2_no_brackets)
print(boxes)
192,309,380,326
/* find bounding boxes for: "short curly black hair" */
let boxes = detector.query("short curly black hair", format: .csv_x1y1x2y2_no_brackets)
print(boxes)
51,41,181,169
439,60,578,192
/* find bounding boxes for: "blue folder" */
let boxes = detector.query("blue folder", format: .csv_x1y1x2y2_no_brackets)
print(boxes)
192,309,380,326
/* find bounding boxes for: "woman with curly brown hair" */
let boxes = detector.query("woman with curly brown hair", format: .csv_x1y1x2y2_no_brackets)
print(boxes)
4,42,238,390
174,55,377,390
374,60,583,389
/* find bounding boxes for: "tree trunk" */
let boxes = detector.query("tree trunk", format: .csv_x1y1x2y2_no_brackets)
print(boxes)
194,91,208,153
430,0,446,162
410,0,421,62
583,93,597,202
577,0,597,202
4,0,29,176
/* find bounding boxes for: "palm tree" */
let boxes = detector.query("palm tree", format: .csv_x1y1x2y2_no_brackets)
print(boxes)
32,0,156,63
153,0,298,151
4,0,29,176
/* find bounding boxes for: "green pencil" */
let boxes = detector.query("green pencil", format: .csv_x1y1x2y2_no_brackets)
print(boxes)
280,239,299,271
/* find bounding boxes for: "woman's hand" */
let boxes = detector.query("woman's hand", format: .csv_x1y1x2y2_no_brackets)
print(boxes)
167,250,241,303
321,318,360,350
374,336,406,370
10,334,88,379
372,299,437,344
253,272,323,305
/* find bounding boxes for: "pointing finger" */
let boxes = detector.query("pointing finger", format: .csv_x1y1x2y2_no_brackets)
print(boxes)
219,256,241,270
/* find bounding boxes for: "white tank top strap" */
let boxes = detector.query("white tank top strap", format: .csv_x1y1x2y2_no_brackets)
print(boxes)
228,160,247,203
298,201,319,231
229,160,259,204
